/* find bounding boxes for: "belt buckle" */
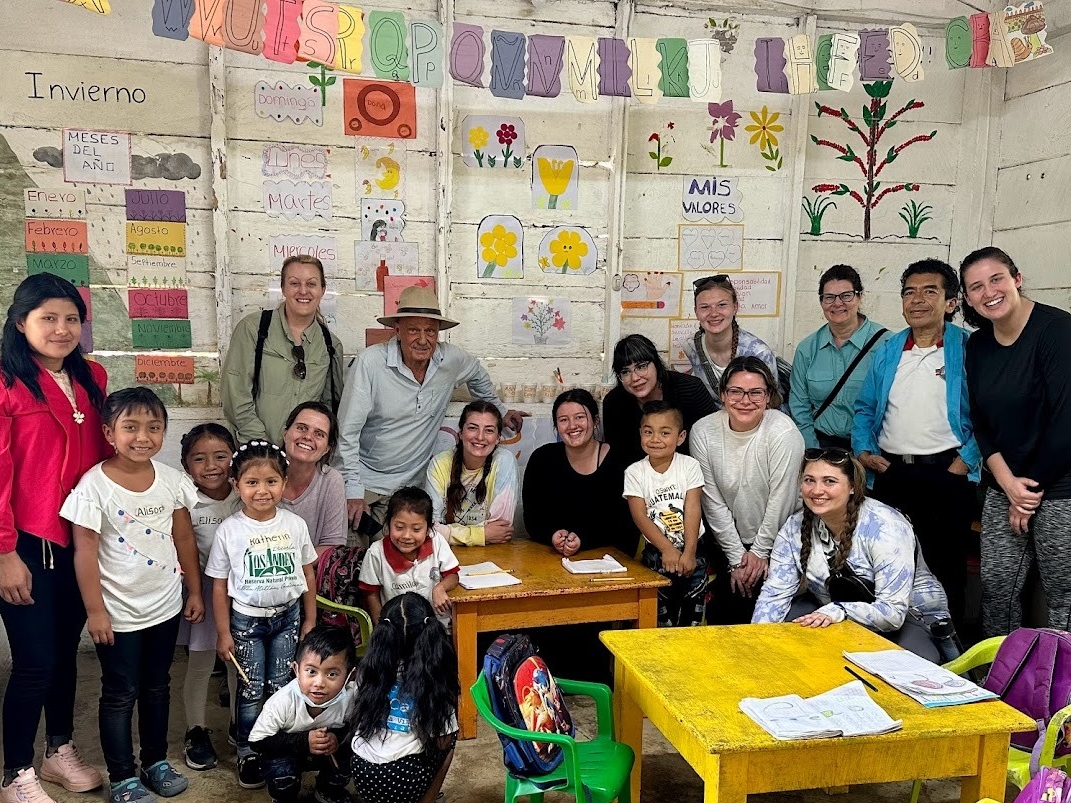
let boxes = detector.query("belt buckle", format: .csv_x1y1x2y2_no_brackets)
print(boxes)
902,454,915,465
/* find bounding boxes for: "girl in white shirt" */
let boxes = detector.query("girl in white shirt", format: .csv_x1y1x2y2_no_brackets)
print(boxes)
351,592,459,803
62,387,202,803
205,440,318,791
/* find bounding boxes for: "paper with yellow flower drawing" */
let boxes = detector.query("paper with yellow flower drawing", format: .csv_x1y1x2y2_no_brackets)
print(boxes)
532,145,579,210
477,215,523,279
461,115,525,169
538,227,597,275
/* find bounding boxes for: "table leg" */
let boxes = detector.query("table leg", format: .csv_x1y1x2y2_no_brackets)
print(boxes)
703,753,748,803
614,662,643,803
637,588,658,630
960,733,1011,803
454,606,478,740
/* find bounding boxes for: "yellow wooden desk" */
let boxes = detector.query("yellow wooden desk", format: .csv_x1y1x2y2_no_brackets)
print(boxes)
449,540,668,740
601,623,1035,803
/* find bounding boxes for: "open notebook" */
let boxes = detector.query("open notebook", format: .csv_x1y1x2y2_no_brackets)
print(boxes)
458,562,522,590
740,681,902,740
561,554,627,574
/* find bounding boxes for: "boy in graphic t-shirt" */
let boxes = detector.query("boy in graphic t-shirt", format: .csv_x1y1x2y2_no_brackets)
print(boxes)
623,401,707,627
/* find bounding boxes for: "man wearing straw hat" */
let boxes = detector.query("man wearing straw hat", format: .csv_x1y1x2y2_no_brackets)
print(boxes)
336,285,527,532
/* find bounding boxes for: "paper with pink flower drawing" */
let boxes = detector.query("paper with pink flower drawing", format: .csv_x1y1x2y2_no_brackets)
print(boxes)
477,215,523,279
532,145,579,210
461,115,525,169
512,297,570,346
538,227,597,275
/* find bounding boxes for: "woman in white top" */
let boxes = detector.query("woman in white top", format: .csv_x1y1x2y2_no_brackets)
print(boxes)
279,402,348,556
690,356,805,625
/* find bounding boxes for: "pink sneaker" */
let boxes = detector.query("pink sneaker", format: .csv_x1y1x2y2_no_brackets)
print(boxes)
0,768,58,803
40,743,103,793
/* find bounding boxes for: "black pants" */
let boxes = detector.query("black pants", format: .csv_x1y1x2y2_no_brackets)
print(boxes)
0,532,86,772
873,461,976,631
264,749,350,803
705,545,765,625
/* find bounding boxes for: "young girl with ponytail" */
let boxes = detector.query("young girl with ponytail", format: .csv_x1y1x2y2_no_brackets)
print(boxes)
424,401,518,547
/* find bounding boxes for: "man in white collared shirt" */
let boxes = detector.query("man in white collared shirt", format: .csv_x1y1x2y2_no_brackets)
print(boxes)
336,286,526,531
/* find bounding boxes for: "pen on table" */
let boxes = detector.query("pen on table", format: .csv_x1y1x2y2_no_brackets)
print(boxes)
590,576,633,582
844,665,878,692
463,568,515,577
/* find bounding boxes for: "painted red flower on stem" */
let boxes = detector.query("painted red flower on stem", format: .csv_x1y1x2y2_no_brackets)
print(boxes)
497,124,518,145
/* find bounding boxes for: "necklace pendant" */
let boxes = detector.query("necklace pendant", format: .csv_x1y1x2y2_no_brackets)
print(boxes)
72,410,85,424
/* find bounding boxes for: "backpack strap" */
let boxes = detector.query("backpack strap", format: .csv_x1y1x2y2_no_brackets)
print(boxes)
317,319,340,414
251,309,274,402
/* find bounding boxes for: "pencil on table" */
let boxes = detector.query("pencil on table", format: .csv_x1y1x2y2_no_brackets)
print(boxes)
464,568,515,577
228,652,251,685
590,577,633,582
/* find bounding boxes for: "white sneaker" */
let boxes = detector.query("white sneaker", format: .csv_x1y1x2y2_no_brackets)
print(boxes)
0,768,58,803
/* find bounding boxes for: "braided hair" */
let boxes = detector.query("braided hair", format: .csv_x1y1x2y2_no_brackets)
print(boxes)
797,453,867,590
694,276,740,358
230,439,289,481
445,401,502,525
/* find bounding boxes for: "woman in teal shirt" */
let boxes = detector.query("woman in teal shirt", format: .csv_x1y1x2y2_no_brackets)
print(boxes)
789,265,889,449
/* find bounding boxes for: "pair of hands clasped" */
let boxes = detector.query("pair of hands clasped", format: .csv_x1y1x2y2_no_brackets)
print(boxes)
729,551,768,598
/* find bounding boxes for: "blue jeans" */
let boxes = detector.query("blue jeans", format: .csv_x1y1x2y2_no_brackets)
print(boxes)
263,749,350,803
0,532,86,772
232,603,300,752
95,615,181,783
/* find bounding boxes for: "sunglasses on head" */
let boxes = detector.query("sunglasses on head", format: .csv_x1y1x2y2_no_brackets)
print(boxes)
291,345,307,381
693,274,731,293
804,447,852,465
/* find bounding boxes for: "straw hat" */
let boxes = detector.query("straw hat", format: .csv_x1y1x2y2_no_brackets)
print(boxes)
376,285,459,329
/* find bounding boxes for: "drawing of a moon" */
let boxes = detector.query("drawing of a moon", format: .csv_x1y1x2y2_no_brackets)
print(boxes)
375,157,401,191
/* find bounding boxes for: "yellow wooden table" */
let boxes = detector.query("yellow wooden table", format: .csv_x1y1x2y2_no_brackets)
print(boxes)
601,623,1035,803
449,540,668,740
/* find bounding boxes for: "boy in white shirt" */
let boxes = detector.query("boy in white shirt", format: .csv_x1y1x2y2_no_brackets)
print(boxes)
249,626,357,803
623,401,707,627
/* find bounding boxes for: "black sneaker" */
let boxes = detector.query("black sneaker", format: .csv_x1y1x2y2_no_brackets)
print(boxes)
236,754,265,790
183,726,217,771
313,784,354,803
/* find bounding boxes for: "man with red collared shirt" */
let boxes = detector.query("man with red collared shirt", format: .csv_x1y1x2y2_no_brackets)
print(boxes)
852,260,981,630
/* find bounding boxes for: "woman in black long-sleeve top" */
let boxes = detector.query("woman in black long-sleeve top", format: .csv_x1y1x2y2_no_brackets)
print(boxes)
602,334,717,466
960,247,1071,636
523,389,638,558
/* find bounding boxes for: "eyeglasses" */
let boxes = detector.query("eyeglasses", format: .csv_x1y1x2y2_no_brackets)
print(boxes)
693,274,731,293
291,345,307,381
617,361,652,380
819,290,860,306
724,387,768,403
804,447,852,464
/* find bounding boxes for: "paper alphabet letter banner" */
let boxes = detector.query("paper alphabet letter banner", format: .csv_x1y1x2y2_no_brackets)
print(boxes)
656,38,689,98
681,176,744,223
131,319,192,349
999,2,1053,64
527,35,564,97
490,30,527,100
477,215,523,279
449,23,485,87
360,199,406,242
63,129,131,185
971,13,992,68
368,10,410,81
297,0,338,64
334,5,365,73
532,145,579,210
857,29,893,80
538,227,597,275
785,35,818,95
513,297,570,346
945,17,972,68
383,275,435,316
262,0,301,62
598,38,632,97
125,189,186,222
355,241,418,290
461,115,525,169
254,81,323,126
26,254,89,286
62,0,110,14
754,38,789,93
356,141,406,200
262,180,333,220
269,235,339,276
135,355,195,384
188,0,224,45
222,0,265,56
152,0,194,41
620,272,682,318
889,23,924,81
687,39,722,102
24,188,86,219
628,38,662,104
127,255,188,288
410,20,444,87
828,33,859,91
566,36,600,103
342,79,416,139
677,224,743,271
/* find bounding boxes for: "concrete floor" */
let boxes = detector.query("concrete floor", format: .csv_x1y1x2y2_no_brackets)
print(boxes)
0,634,1014,803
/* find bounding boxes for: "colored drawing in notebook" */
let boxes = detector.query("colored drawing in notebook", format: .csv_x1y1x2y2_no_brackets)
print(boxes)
360,199,405,242
383,275,436,316
513,297,570,346
532,145,578,210
538,227,597,276
254,82,323,126
477,215,523,279
621,272,682,318
677,224,743,271
461,115,524,169
24,188,86,219
356,141,406,200
355,241,418,291
342,78,416,139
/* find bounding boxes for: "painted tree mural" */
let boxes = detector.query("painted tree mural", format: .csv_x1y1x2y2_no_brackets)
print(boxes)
809,80,936,240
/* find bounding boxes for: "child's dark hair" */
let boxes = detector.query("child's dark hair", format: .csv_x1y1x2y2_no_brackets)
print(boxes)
640,400,684,431
386,486,434,530
445,401,502,524
180,423,236,470
352,593,458,749
230,440,289,481
0,273,105,412
295,625,358,673
102,387,168,429
283,401,339,465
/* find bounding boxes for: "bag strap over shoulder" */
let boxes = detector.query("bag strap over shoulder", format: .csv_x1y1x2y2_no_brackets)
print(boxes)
251,309,274,402
692,330,721,395
813,327,888,422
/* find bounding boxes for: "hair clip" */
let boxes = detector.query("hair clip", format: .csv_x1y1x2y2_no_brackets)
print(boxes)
380,617,391,624
423,617,430,624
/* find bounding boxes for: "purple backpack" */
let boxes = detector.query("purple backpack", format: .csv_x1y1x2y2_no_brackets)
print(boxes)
1014,767,1071,803
984,628,1071,769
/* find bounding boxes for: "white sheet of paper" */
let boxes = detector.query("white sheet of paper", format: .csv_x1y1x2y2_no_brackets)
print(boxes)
561,554,627,574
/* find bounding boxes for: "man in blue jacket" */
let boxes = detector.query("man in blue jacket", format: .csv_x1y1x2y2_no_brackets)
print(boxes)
852,259,980,630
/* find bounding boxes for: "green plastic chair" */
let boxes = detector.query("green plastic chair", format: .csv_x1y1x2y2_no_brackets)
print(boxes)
315,595,373,658
470,671,634,803
910,636,1071,802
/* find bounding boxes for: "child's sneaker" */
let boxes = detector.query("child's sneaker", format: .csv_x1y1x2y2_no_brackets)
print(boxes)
139,761,187,798
0,768,58,803
182,727,217,771
39,742,104,792
236,754,264,790
108,778,156,803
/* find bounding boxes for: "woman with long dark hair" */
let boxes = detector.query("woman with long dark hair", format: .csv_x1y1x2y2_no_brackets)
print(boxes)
280,401,348,556
0,273,109,800
350,593,459,803
425,401,517,546
753,448,950,661
960,247,1071,635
